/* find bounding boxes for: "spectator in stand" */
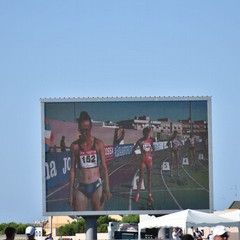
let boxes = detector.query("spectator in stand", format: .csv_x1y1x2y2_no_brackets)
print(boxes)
182,234,194,240
212,226,229,240
4,227,16,240
193,227,204,240
207,229,214,240
60,136,66,152
25,226,36,240
172,227,182,240
45,232,53,240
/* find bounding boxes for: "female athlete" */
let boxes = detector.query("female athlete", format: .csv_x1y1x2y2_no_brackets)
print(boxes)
132,127,155,203
167,130,183,177
69,111,112,211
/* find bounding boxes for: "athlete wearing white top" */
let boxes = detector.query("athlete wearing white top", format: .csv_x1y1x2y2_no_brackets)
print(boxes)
186,133,196,167
167,131,183,177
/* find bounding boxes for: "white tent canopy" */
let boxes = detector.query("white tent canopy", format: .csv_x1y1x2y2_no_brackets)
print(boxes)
138,209,240,240
219,210,240,221
219,210,240,240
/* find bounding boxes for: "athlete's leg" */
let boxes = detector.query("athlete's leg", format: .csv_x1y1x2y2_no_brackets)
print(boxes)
135,161,146,202
91,185,104,210
146,163,153,201
189,147,195,166
146,163,152,193
176,151,180,175
137,162,146,193
74,189,88,211
173,151,178,173
170,151,174,176
189,148,193,166
192,148,196,163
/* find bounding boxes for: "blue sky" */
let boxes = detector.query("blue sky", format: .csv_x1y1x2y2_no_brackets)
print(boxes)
0,1,240,223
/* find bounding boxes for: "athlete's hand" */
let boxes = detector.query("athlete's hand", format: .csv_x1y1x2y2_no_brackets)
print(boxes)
104,190,112,201
69,194,73,208
100,190,112,206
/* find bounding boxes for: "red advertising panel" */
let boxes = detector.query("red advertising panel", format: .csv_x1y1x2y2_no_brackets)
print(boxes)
41,97,212,216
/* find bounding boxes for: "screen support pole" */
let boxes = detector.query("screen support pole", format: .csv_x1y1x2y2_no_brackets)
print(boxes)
84,216,98,240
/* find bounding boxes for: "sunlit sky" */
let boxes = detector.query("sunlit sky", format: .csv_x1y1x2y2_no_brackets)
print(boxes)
0,1,240,223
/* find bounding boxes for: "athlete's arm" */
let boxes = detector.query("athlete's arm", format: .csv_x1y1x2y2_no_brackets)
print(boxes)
151,139,155,157
69,143,77,208
97,139,112,201
132,140,140,158
167,137,171,148
178,136,183,146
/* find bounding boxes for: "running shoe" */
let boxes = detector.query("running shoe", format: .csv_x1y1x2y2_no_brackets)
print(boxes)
135,195,139,202
149,195,154,202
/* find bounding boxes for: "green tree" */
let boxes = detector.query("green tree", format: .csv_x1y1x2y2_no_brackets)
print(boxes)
75,218,85,233
122,215,139,223
0,223,7,234
53,215,121,235
97,223,108,233
58,225,74,236
97,216,111,226
58,218,85,236
0,222,31,235
16,224,30,234
7,222,18,229
97,215,118,233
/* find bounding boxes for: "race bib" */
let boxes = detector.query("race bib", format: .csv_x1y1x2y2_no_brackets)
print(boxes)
79,150,98,168
143,142,152,152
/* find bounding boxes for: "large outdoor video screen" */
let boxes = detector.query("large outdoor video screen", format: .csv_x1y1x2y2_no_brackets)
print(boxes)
41,97,212,216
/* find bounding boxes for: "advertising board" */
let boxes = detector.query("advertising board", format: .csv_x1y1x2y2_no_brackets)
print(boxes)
41,96,212,216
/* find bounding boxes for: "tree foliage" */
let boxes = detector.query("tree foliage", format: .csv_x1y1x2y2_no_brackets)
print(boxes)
122,215,139,223
0,223,31,235
97,215,113,233
0,215,139,236
16,224,30,234
58,219,85,236
58,215,119,235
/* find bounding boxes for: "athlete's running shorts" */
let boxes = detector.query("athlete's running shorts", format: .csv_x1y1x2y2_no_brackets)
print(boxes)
143,156,152,165
75,178,102,198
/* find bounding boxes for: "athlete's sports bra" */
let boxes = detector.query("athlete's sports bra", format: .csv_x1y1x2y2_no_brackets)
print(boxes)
169,138,182,149
140,139,153,152
78,138,100,169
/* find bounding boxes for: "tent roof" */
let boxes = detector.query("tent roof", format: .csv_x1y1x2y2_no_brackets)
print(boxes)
139,209,240,230
220,210,240,221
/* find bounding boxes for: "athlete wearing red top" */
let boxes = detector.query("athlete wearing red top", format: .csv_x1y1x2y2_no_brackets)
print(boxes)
132,127,155,202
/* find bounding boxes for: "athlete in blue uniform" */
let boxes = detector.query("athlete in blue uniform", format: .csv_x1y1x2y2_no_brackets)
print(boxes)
69,111,112,211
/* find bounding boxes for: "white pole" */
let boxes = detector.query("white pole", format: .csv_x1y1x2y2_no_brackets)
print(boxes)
50,216,53,236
